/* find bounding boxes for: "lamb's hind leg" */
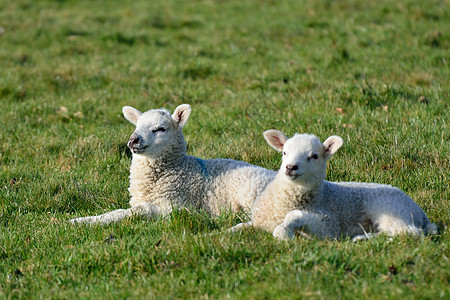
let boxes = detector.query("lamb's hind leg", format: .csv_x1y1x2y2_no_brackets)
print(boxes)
273,210,337,240
70,202,164,225
352,213,426,242
371,213,425,236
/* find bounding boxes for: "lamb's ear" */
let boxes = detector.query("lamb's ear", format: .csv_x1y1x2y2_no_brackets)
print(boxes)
263,130,288,152
323,136,343,159
172,104,191,128
123,106,142,125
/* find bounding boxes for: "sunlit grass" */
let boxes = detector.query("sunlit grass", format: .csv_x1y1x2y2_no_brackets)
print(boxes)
0,0,448,298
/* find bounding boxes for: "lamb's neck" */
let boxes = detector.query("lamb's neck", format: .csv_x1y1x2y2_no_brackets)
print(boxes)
128,152,186,207
131,152,186,178
132,135,188,173
279,175,324,209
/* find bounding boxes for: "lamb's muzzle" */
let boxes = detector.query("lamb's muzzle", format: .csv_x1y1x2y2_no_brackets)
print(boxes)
127,133,146,154
285,164,299,177
128,134,140,147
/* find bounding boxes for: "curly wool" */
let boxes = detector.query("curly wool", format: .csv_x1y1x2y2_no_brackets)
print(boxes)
251,172,321,233
129,153,275,216
70,104,275,225
249,131,437,241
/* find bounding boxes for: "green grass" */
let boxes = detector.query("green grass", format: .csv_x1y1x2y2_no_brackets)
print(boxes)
0,0,448,298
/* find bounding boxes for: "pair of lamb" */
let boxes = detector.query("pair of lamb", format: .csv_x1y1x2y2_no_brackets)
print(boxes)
71,104,437,241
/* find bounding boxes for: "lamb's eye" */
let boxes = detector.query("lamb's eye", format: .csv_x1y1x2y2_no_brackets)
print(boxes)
311,154,319,160
283,151,286,156
152,127,166,133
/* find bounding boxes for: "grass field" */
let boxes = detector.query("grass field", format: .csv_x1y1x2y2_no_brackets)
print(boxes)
0,0,449,298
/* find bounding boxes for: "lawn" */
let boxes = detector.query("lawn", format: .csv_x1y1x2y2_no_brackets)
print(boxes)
0,0,448,298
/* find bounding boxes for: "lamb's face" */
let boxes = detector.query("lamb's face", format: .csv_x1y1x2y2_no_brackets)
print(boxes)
128,110,178,157
123,104,191,159
263,130,343,185
281,134,328,183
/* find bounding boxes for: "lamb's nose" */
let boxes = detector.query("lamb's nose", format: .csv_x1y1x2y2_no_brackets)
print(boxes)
128,136,140,146
286,164,298,171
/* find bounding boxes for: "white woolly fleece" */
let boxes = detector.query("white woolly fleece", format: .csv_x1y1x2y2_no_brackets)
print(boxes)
248,131,437,241
71,104,276,225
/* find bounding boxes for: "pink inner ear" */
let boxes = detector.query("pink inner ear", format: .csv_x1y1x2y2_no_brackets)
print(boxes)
270,135,284,149
275,137,283,147
176,111,184,124
325,142,333,152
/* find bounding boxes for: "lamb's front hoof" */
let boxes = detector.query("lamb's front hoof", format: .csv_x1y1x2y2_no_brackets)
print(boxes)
227,222,252,233
352,233,374,243
69,215,100,225
69,217,89,224
273,224,293,240
69,218,84,225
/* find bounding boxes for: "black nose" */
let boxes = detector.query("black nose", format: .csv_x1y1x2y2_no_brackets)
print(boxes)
286,164,298,171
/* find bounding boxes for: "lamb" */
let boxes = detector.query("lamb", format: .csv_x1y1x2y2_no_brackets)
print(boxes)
236,130,437,241
70,104,276,224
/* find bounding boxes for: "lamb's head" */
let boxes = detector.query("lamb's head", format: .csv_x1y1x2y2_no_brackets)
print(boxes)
122,104,191,159
263,130,343,184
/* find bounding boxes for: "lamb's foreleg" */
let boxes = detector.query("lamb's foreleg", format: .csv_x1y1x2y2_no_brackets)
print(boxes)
273,210,337,240
227,221,253,233
131,202,165,220
69,208,133,225
70,202,165,225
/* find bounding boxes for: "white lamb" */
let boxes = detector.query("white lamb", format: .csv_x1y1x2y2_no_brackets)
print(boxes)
70,104,276,224
239,130,437,241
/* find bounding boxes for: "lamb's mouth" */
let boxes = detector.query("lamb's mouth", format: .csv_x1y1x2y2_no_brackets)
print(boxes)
130,145,148,154
287,173,303,180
